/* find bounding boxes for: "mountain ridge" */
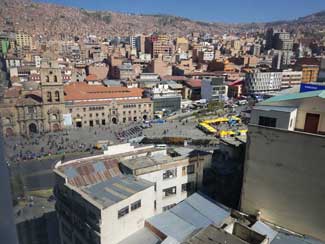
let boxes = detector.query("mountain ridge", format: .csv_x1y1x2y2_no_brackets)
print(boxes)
1,0,325,38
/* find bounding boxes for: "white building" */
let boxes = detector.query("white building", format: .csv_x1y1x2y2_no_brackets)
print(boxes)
120,148,211,213
54,144,212,244
245,69,282,94
201,77,228,101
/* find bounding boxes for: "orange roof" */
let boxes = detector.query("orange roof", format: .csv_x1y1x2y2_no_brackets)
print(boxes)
186,79,202,88
64,82,144,101
69,98,151,106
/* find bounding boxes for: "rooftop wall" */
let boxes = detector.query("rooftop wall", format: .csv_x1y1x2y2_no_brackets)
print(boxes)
241,125,325,241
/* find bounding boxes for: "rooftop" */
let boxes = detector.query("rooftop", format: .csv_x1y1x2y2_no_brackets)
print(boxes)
146,193,231,242
185,79,202,88
261,90,325,104
82,175,153,209
56,156,121,187
64,82,144,101
120,153,179,171
253,105,297,113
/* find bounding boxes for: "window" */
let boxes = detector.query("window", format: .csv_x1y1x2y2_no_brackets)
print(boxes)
54,75,58,82
54,91,60,102
163,203,176,212
118,206,129,218
163,186,176,197
258,116,277,128
28,106,35,114
163,168,177,180
187,164,195,174
131,200,141,211
182,182,194,192
47,92,52,102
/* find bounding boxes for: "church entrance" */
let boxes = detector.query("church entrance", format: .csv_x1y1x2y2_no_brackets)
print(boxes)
29,123,38,134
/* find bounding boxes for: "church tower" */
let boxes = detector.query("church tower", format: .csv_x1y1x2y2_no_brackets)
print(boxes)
40,60,65,132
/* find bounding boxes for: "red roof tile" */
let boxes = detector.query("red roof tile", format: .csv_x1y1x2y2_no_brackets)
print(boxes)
64,82,144,101
185,79,202,88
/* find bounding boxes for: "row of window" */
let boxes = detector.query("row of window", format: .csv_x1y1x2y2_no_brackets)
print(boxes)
163,182,195,198
47,91,61,102
89,106,105,111
117,200,141,219
162,165,195,180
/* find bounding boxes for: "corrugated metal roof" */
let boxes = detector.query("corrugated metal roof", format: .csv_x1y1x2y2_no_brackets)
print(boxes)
82,175,153,208
170,201,213,229
59,158,122,187
262,90,325,104
184,194,230,226
148,211,196,242
146,194,230,242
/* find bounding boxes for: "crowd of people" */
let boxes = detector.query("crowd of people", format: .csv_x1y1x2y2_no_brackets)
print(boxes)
4,123,146,163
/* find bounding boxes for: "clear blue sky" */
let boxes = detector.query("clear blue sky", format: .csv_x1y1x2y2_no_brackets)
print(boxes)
36,0,325,23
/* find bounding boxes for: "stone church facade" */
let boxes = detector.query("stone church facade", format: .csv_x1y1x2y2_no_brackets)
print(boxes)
0,60,65,137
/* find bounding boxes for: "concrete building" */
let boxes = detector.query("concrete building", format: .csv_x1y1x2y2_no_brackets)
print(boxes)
301,65,319,83
15,32,33,49
201,77,228,101
124,192,322,244
64,82,153,127
54,144,212,244
148,83,182,113
120,148,211,213
135,34,145,54
273,32,293,51
183,79,202,101
242,90,325,241
245,70,282,94
54,154,155,244
281,69,302,88
150,57,172,78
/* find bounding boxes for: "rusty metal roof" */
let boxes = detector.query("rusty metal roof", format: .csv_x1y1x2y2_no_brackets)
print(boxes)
59,158,122,187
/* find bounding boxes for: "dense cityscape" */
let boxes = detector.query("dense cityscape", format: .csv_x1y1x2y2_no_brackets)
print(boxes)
0,0,325,244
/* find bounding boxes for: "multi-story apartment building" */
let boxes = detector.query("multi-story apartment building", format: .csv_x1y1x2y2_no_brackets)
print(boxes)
245,69,282,94
54,152,155,244
120,147,211,213
281,69,302,88
15,32,33,49
242,90,325,241
273,32,293,51
201,77,228,101
301,65,319,83
54,144,212,244
147,83,182,113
